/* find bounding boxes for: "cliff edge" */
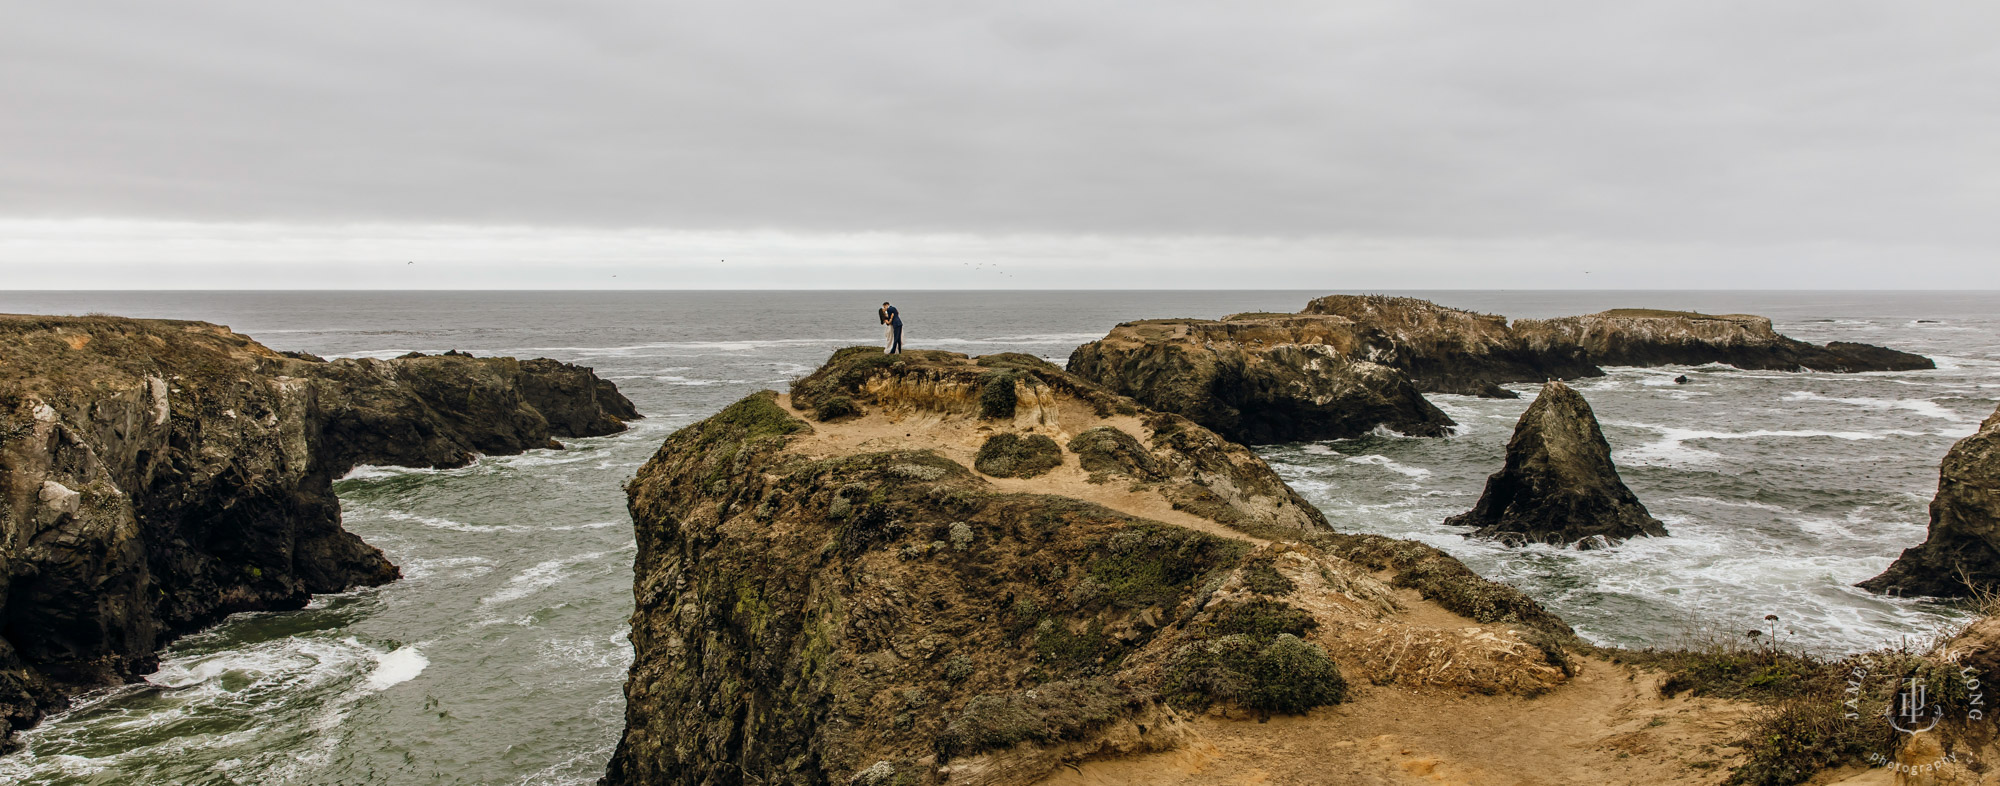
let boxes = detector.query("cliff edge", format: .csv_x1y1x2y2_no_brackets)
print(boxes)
1859,402,2000,597
604,347,1598,786
0,314,638,745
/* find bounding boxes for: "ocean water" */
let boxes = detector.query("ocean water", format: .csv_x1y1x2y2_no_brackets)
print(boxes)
0,290,1994,784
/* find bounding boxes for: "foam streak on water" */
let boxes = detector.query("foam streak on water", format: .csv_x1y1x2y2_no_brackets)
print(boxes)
0,290,1993,783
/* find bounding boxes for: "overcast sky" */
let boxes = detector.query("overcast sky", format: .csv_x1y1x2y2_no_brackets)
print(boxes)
3,1,1996,288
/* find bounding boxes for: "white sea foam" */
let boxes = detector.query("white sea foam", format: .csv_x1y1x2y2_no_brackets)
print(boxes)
1342,454,1432,478
480,550,616,606
1784,391,1963,421
649,375,750,386
339,464,440,481
548,520,621,531
1613,422,1911,467
362,646,428,691
374,509,529,534
399,555,497,580
1668,496,1795,514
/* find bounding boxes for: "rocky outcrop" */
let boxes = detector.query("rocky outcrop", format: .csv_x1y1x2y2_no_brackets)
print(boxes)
1299,295,1599,396
604,347,1573,786
1063,319,1456,445
1859,403,2000,597
1514,308,1935,373
0,314,638,746
1067,295,1932,444
1445,382,1667,549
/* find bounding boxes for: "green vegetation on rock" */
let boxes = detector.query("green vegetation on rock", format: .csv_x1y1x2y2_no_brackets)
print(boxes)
1086,525,1248,610
973,432,1062,478
1067,426,1164,481
1240,557,1295,596
979,371,1019,420
812,395,861,421
935,679,1142,760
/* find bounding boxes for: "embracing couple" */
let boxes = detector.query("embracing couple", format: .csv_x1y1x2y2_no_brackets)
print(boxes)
878,301,903,354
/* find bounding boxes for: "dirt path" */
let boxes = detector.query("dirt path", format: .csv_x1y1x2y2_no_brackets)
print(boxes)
1041,658,1754,786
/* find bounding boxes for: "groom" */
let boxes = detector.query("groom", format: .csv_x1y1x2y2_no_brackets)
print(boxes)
880,301,903,354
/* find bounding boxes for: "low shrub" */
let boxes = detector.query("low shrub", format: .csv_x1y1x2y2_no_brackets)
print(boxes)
813,395,861,421
1240,557,1295,596
974,433,1061,478
1066,426,1164,481
935,679,1140,760
979,372,1019,420
1165,632,1346,714
1165,598,1343,714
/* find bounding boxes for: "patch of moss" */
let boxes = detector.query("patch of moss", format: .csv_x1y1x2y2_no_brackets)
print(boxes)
1066,427,1163,481
1165,632,1346,715
678,390,810,454
814,395,862,421
934,679,1141,760
1201,599,1317,639
978,371,1019,420
1241,558,1295,596
975,353,1063,374
1085,525,1248,610
943,655,975,683
1034,618,1109,671
789,346,903,409
1322,533,1572,641
973,433,1061,478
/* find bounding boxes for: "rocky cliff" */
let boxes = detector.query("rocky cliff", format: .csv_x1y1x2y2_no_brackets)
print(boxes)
604,347,1577,786
0,314,638,746
1858,403,2000,597
1299,295,1600,396
1067,295,1933,444
1063,319,1457,445
1445,382,1668,549
1514,308,1935,373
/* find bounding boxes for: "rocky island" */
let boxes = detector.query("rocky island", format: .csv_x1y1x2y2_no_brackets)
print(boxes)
1860,402,2000,598
604,346,1991,786
1447,381,1668,548
0,314,638,746
1068,295,1934,444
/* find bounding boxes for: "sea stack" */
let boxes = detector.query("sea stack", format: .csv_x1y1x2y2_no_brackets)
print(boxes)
0,314,638,745
1859,403,2000,597
1447,382,1667,549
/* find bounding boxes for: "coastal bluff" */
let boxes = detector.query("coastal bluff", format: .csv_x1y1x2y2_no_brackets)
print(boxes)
0,314,638,746
606,347,2000,786
1068,295,1933,444
1861,402,2000,598
608,347,1591,786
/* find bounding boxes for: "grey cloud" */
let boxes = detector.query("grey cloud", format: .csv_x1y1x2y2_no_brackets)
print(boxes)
3,1,1996,247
